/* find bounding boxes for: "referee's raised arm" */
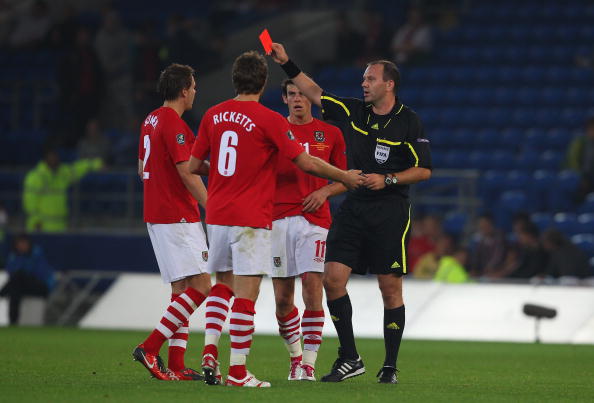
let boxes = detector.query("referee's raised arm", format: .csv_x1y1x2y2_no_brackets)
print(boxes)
271,42,323,107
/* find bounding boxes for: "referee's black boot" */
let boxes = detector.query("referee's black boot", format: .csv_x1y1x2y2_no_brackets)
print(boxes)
320,348,365,382
376,366,398,384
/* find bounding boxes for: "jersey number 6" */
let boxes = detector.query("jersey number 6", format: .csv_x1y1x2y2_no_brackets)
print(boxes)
218,130,238,177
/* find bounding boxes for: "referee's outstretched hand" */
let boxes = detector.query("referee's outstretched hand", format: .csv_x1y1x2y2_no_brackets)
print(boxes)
270,42,289,64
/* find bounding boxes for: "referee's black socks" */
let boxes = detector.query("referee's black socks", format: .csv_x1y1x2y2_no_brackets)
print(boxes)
327,294,359,359
383,305,405,368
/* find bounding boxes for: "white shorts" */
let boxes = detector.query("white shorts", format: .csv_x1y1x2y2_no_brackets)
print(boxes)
147,222,209,284
271,215,329,278
206,225,272,276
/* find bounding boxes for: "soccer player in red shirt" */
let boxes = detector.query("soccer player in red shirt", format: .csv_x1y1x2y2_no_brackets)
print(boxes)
272,79,347,381
189,51,363,388
132,64,211,381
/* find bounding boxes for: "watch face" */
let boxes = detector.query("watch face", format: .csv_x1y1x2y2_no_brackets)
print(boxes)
385,176,392,185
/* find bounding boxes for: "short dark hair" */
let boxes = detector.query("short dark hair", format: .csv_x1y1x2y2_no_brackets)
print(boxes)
281,78,294,96
366,60,400,93
157,63,195,101
232,51,268,95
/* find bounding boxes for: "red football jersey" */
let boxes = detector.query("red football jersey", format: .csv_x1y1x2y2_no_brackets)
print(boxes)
274,118,346,229
192,100,304,229
138,106,200,223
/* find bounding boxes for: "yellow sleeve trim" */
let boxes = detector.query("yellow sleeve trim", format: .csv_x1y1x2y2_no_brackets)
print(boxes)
351,122,368,135
405,142,419,167
321,95,350,117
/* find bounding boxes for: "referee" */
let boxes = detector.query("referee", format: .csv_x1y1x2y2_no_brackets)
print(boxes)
270,43,432,384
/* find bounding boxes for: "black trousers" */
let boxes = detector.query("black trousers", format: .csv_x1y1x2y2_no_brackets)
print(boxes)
0,271,49,325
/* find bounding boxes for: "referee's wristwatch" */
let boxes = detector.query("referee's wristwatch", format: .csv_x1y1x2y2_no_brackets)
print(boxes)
384,174,398,186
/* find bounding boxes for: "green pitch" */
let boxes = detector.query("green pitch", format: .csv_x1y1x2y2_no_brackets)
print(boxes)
2,327,593,402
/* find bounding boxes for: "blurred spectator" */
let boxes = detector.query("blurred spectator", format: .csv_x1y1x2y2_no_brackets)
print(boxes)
0,234,56,325
409,215,443,272
22,148,102,232
8,0,52,48
565,117,594,202
468,213,507,277
390,7,433,65
413,233,453,279
359,10,391,63
0,202,7,266
434,245,469,283
76,119,111,161
132,20,162,115
488,222,547,279
541,229,589,282
575,48,594,69
335,12,364,65
47,3,79,50
57,26,104,146
162,15,220,74
95,9,134,130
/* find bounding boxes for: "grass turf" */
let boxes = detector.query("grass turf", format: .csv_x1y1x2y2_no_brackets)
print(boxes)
2,327,593,402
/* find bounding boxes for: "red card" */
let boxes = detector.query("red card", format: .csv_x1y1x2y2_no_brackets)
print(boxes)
259,29,273,55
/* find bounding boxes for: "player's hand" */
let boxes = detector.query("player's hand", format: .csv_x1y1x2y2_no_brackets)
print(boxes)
271,42,289,64
363,173,386,190
342,169,364,190
302,188,329,213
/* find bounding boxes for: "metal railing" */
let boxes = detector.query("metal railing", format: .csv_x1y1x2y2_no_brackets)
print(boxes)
1,168,480,231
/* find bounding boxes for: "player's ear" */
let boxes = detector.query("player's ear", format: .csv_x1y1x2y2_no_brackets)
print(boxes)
282,94,288,105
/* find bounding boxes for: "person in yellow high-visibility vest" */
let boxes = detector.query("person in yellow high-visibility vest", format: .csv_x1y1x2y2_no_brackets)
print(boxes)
22,149,102,232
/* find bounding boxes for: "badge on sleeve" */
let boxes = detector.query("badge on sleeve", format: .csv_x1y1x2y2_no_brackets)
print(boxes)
375,144,390,164
176,133,185,144
286,130,295,140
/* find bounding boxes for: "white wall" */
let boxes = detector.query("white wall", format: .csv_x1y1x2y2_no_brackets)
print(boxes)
79,274,594,344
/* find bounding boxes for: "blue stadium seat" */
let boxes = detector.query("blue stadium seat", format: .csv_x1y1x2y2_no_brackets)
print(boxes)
489,151,516,170
515,151,540,170
570,234,594,258
548,171,580,211
528,170,554,211
578,193,594,214
480,170,506,201
497,191,528,230
539,151,563,170
553,212,579,235
443,211,467,235
531,212,553,231
505,171,530,190
468,151,490,170
577,214,594,235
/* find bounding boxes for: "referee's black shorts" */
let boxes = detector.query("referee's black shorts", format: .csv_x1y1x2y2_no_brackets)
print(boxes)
325,195,411,276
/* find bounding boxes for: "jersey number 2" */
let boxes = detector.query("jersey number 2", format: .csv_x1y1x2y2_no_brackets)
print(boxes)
218,130,238,176
142,135,150,179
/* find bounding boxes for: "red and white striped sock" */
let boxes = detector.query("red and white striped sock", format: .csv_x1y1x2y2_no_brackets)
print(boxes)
277,306,302,358
143,287,206,355
302,310,325,367
228,298,255,379
202,283,234,359
168,293,189,372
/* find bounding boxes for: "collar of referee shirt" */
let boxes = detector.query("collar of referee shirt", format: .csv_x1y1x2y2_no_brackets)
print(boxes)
365,100,404,130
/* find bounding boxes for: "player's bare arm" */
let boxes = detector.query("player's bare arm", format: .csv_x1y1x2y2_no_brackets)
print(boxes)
270,43,323,107
302,182,346,213
176,160,208,208
188,155,210,176
137,159,143,179
363,167,432,191
293,152,363,190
